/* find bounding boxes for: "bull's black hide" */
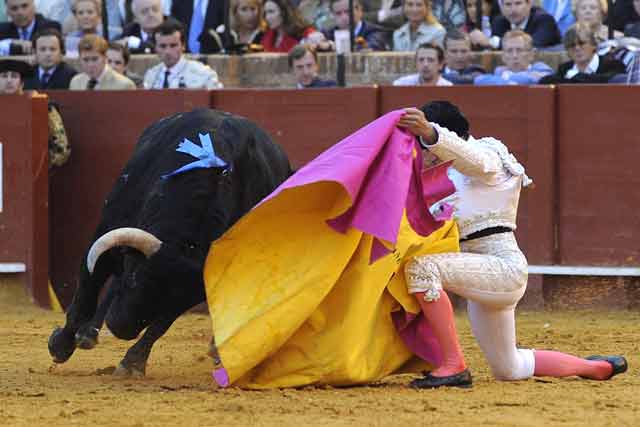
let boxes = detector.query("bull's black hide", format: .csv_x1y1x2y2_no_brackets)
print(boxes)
48,109,292,376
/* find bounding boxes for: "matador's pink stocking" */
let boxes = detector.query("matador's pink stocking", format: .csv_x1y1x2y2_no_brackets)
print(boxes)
534,350,612,379
414,290,467,377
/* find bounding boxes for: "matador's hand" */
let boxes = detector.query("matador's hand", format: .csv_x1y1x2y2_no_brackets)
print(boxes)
397,108,437,144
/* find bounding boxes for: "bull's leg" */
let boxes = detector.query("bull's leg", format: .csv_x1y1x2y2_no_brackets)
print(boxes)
113,283,206,378
75,283,117,350
48,255,115,363
112,315,179,377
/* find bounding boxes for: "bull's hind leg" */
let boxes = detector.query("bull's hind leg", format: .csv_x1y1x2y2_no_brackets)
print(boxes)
48,255,115,363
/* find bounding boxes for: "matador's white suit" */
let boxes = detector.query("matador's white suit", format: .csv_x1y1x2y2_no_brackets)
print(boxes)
405,123,535,381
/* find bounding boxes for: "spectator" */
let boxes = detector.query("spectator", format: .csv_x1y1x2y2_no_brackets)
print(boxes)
364,0,404,32
474,29,552,84
393,42,452,85
261,0,316,52
321,0,388,51
0,0,61,55
143,18,223,89
540,0,575,36
624,0,640,38
24,28,77,89
442,29,486,83
539,21,626,83
0,58,70,168
298,0,335,33
65,0,104,56
432,0,466,33
574,0,622,41
171,0,228,53
473,0,561,49
119,0,165,54
393,0,446,51
465,0,495,49
229,0,265,46
288,44,336,88
70,33,136,89
106,41,142,87
612,0,640,33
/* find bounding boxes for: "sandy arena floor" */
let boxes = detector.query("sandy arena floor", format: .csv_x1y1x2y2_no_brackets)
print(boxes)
1,279,638,427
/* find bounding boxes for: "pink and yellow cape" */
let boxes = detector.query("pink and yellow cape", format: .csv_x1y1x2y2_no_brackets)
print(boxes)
203,110,459,389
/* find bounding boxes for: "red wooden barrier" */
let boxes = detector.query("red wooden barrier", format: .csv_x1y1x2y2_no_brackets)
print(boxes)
0,94,50,307
211,87,379,167
556,86,640,266
379,86,557,265
45,90,211,306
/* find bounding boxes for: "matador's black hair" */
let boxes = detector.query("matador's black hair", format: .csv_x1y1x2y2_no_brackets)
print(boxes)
419,100,470,140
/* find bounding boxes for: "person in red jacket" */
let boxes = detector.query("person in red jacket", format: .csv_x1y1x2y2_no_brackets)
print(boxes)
262,0,316,52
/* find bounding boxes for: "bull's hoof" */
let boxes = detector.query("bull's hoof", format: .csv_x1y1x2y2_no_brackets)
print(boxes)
48,327,77,363
75,327,99,350
113,361,145,378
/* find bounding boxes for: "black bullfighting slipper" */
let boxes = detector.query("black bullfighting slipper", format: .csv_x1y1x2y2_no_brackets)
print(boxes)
409,369,473,389
582,355,628,380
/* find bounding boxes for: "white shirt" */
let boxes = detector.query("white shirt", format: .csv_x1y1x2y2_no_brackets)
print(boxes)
565,54,600,78
392,73,453,86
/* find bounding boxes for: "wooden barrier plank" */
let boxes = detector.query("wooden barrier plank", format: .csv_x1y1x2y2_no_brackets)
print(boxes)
45,90,211,306
556,86,640,266
0,94,50,307
211,87,379,167
379,86,557,265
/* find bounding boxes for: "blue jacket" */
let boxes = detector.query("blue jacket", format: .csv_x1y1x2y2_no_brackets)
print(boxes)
474,62,554,85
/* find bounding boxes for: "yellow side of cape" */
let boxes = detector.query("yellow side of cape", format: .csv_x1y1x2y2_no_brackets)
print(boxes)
204,181,459,389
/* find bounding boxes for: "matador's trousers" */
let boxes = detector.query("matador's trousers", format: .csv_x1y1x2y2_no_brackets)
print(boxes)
405,232,536,380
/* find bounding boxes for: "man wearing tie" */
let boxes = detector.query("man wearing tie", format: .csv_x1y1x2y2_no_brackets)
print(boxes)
24,28,78,90
143,18,223,89
171,0,229,53
0,0,61,55
69,34,136,90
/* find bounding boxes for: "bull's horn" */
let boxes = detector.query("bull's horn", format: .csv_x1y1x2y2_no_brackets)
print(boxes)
87,228,163,274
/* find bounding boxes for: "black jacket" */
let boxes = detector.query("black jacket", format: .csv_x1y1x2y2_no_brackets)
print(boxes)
171,1,231,53
491,7,561,48
323,20,389,51
539,56,627,84
0,14,61,55
24,62,78,90
120,22,156,54
304,78,338,88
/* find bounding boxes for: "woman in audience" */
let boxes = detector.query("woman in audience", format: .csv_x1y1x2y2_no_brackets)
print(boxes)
573,0,623,41
393,0,446,51
230,0,266,46
432,0,466,32
261,0,318,52
539,21,626,83
65,0,103,56
464,0,495,49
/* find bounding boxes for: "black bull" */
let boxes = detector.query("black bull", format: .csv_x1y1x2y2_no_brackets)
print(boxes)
48,109,292,376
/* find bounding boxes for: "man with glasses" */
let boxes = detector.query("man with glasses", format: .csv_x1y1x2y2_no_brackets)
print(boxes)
474,30,552,85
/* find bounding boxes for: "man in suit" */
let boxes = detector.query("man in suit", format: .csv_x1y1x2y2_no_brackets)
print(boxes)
0,0,61,55
288,45,337,89
143,18,223,89
442,30,486,84
24,28,77,90
119,0,165,54
323,0,389,51
470,0,561,49
70,34,136,90
171,0,230,53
